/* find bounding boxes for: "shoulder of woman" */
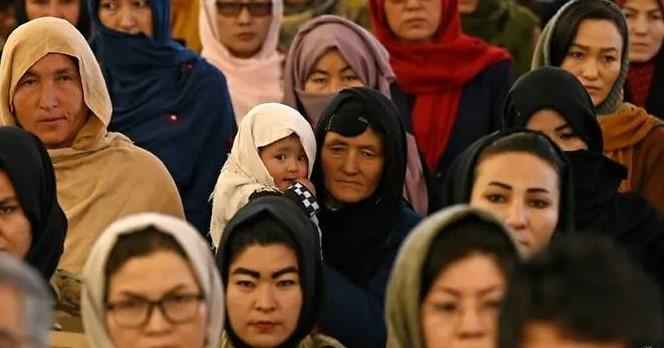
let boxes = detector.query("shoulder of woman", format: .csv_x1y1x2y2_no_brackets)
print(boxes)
300,334,347,348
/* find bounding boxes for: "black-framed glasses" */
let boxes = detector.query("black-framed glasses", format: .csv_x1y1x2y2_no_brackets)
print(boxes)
0,329,34,348
215,1,273,17
105,293,205,328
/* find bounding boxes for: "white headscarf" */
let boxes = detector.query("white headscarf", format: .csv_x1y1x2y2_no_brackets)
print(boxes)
81,213,224,348
209,103,316,248
200,0,284,122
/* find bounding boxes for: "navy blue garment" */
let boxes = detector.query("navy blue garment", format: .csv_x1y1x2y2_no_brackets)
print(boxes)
88,0,236,235
15,0,91,38
391,60,510,213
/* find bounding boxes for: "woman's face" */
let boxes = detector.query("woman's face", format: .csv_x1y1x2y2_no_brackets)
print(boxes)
226,244,302,347
560,19,623,107
215,0,273,58
105,250,209,348
383,0,442,43
421,253,505,348
525,109,589,151
25,0,80,27
470,152,560,258
0,171,31,259
98,0,153,37
320,127,386,204
304,49,365,94
622,0,664,62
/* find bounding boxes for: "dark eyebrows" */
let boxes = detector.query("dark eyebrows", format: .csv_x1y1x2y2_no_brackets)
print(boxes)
526,188,551,194
231,267,260,279
488,181,512,190
554,123,571,132
309,68,330,76
0,196,18,205
570,43,618,54
117,284,188,299
272,266,299,279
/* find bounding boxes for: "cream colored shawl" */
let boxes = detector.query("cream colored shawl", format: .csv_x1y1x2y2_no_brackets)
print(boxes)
199,0,284,122
0,17,185,274
209,103,315,248
81,213,224,348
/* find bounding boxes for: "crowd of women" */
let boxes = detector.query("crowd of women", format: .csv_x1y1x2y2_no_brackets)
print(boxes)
0,0,664,347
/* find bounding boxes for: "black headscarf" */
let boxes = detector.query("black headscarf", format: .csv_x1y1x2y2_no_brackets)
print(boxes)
503,67,664,291
441,128,575,237
0,127,67,280
217,196,323,348
312,87,407,283
14,0,91,38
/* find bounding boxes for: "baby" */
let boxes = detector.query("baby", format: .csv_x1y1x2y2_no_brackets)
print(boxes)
209,103,317,249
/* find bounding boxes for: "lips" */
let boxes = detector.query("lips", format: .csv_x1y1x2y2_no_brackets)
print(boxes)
236,32,256,41
335,179,362,187
583,85,602,95
39,116,66,124
250,321,281,333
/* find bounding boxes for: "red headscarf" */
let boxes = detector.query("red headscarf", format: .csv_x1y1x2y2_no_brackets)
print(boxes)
369,0,511,170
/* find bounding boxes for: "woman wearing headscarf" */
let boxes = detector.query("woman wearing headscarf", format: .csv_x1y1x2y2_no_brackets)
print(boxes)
532,0,664,212
14,0,90,37
217,195,344,348
312,87,421,348
616,0,664,120
0,17,184,293
89,0,236,235
81,213,224,348
460,0,540,79
0,126,67,281
442,129,575,258
386,205,521,348
504,66,664,295
282,14,431,215
199,0,284,121
369,0,512,197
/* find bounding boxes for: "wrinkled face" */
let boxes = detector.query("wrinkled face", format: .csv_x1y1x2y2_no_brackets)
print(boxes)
421,253,505,348
470,152,560,258
522,322,629,348
458,0,479,14
525,109,589,151
384,0,442,43
320,128,385,204
560,19,623,107
622,0,664,62
259,134,309,191
215,0,273,58
226,244,302,348
0,171,32,260
98,0,154,37
0,285,30,348
25,0,80,27
12,53,89,149
105,251,209,348
304,49,365,94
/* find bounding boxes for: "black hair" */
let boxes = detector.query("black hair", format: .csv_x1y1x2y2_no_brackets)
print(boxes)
498,235,664,348
421,214,520,299
104,226,188,301
549,0,629,67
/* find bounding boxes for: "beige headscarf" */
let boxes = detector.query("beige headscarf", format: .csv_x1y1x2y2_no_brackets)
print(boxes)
385,205,522,348
81,213,224,348
0,17,185,274
199,0,284,122
209,103,315,248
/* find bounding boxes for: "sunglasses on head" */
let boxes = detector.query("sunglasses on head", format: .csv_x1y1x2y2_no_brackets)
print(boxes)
215,1,273,17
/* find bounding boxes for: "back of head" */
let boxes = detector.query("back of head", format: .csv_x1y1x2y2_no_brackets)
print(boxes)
499,234,664,348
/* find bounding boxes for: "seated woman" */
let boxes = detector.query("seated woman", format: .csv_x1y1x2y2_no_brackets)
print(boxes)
312,87,421,347
616,0,664,120
386,205,522,348
369,0,512,195
532,0,664,212
199,0,283,121
442,129,575,258
89,0,236,235
217,195,344,348
81,213,224,348
282,14,430,215
0,126,67,282
15,0,90,37
504,66,664,295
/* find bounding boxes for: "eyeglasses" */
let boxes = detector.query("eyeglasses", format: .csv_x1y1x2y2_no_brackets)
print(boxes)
0,330,34,348
106,293,205,328
215,1,273,17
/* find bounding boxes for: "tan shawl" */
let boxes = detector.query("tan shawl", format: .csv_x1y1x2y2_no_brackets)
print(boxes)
0,17,185,274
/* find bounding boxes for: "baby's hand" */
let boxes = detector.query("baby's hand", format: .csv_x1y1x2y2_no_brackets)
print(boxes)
295,178,316,196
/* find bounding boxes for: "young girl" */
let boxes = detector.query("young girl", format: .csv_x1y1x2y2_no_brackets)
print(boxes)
209,103,316,249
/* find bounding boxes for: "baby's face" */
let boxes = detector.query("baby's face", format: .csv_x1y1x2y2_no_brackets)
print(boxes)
259,134,309,191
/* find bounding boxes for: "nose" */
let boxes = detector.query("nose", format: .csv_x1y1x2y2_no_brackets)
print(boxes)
579,58,599,81
504,200,527,234
38,82,58,110
118,8,137,32
324,77,344,94
237,5,252,24
255,285,277,313
404,0,424,9
340,150,359,175
144,305,173,334
286,158,299,173
457,307,485,338
632,14,648,35
48,2,64,18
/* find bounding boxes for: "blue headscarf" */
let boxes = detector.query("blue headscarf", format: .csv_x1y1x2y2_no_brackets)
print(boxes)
88,0,237,235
